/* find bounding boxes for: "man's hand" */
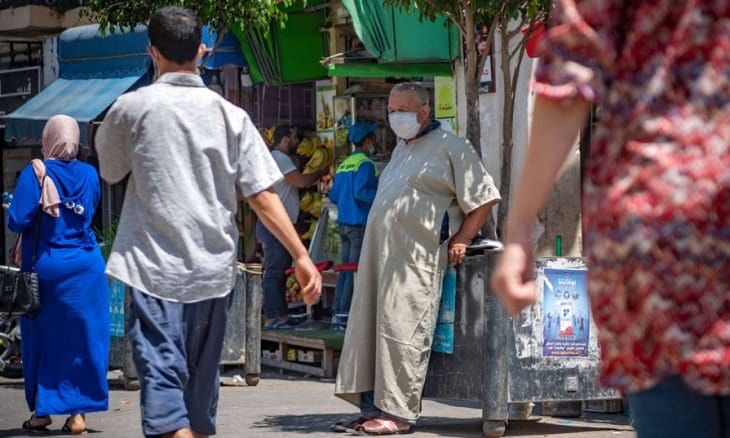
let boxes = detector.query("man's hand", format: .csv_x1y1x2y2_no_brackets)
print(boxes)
294,256,322,304
490,223,537,316
448,234,469,265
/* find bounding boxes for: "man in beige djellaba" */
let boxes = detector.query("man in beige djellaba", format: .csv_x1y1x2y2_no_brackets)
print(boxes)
334,82,501,435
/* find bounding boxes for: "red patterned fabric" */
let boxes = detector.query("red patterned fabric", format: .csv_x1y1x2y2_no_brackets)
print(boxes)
534,0,729,395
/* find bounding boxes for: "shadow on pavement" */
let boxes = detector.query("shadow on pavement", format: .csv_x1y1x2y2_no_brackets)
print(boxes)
252,413,630,437
0,428,102,437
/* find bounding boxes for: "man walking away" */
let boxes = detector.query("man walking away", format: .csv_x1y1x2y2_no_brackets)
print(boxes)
328,122,379,330
95,7,321,438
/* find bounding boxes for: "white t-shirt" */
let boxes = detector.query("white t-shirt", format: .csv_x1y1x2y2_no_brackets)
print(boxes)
271,150,300,223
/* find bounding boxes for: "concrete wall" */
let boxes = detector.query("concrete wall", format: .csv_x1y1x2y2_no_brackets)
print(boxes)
455,33,583,257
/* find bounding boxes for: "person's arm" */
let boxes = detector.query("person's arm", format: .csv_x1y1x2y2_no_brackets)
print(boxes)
491,96,590,315
6,166,41,233
284,167,327,189
95,100,132,185
448,201,497,265
353,163,378,204
247,189,322,304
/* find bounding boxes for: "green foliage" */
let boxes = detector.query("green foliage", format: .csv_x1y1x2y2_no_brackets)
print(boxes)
81,0,301,35
94,218,119,262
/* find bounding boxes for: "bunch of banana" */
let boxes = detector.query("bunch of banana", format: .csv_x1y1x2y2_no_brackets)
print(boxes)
300,219,318,240
303,147,335,174
258,127,275,146
300,192,314,213
305,192,323,217
308,198,323,217
285,274,302,304
296,137,315,156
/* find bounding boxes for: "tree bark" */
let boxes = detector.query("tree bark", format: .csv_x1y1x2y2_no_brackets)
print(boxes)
463,10,482,156
496,19,516,240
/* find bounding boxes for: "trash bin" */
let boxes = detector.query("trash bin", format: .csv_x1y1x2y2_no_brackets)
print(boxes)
423,252,618,437
221,264,263,386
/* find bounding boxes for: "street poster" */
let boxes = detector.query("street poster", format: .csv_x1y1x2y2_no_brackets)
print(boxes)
542,268,590,357
316,80,335,132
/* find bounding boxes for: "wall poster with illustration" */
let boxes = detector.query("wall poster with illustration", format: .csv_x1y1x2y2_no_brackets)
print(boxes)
540,265,590,358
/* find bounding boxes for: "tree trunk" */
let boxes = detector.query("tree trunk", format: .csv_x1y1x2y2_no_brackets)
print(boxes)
463,15,481,155
496,21,516,240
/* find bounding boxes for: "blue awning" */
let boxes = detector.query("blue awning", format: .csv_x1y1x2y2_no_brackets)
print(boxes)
5,24,152,147
199,26,247,69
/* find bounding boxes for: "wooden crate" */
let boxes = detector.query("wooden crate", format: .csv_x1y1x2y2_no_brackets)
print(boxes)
261,330,342,378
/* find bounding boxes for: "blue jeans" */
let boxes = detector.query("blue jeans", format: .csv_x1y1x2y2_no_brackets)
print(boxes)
127,289,231,437
333,224,365,316
628,375,730,438
256,220,292,320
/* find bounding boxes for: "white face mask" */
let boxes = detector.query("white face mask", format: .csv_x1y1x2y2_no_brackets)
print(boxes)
388,112,421,140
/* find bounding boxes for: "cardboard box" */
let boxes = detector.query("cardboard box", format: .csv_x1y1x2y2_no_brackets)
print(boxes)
297,350,322,363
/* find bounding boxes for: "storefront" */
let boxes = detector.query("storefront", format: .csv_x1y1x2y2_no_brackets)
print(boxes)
2,24,152,257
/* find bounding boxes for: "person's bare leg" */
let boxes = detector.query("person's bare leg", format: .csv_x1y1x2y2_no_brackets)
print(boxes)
162,429,194,438
63,414,86,434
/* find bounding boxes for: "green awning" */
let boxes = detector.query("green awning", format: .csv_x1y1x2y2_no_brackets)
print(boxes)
342,0,460,63
327,62,452,78
232,1,328,86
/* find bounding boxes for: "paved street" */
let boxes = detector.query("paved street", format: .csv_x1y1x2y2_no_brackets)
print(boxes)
0,370,634,438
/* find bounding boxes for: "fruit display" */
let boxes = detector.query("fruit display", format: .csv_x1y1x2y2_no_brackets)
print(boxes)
296,136,321,157
303,147,334,174
300,219,318,241
258,126,275,147
335,128,349,148
300,192,323,217
285,274,302,304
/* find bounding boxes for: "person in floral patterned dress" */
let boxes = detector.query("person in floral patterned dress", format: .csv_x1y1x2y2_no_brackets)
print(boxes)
491,0,728,436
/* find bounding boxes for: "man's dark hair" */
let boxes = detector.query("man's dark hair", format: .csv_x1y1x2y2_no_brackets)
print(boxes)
148,6,202,64
273,125,294,147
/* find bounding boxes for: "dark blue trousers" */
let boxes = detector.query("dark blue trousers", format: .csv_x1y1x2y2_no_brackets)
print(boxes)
628,375,730,438
256,220,292,320
128,289,231,437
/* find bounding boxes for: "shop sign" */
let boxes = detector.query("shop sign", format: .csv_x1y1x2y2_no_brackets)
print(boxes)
434,76,457,119
0,66,41,126
541,267,590,358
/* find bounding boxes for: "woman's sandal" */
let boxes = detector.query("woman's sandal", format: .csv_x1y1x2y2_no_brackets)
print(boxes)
354,418,413,436
330,416,371,433
21,415,51,433
61,415,86,435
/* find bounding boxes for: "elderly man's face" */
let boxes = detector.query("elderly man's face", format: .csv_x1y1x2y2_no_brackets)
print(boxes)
388,91,424,116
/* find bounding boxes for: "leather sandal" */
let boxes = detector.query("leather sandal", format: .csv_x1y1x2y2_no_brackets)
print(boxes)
330,416,370,433
355,418,413,435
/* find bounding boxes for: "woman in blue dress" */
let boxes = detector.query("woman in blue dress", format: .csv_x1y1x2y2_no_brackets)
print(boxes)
7,115,109,434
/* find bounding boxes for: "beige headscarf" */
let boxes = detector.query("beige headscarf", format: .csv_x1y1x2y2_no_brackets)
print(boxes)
31,115,80,217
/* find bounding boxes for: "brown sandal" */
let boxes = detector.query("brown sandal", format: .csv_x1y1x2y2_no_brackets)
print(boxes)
330,416,370,433
355,418,413,435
